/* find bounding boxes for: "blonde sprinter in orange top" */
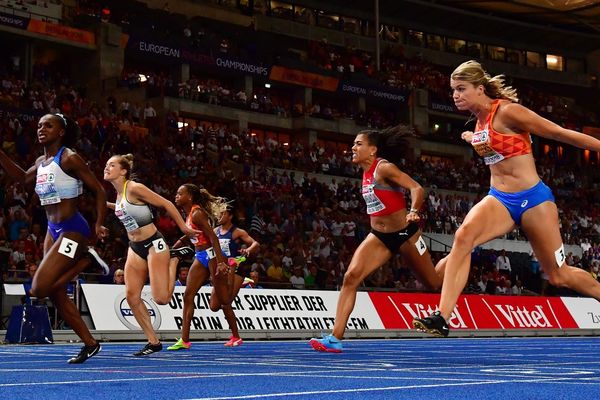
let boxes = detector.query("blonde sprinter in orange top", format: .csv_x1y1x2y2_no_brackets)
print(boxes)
414,60,600,337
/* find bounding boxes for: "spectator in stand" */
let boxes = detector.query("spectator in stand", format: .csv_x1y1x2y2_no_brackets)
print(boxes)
242,270,263,289
290,266,306,289
175,266,189,286
310,125,444,353
495,249,512,279
415,60,600,338
113,268,125,284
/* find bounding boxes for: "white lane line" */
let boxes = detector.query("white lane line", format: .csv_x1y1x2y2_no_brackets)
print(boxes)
182,376,590,400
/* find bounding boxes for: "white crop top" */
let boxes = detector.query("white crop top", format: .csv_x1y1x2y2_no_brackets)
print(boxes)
34,147,83,206
115,180,154,232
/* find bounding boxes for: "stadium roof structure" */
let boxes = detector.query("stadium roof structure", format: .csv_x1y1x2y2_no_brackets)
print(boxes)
303,0,600,54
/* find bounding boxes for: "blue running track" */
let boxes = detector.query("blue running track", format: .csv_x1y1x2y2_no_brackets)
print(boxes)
1,337,599,399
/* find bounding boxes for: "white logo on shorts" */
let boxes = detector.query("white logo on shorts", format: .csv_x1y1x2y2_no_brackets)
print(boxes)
521,200,528,208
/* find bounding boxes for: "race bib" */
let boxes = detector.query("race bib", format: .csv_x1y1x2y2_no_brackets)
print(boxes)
471,129,505,165
35,173,61,205
205,247,216,260
362,184,386,214
415,236,427,256
219,238,232,256
58,237,78,259
115,203,140,232
152,237,167,253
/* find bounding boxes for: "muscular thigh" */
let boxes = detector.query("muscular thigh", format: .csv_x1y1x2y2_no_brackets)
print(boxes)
147,245,170,285
346,233,393,281
400,229,437,288
520,201,565,273
124,249,149,294
34,232,88,289
456,195,516,248
185,259,210,296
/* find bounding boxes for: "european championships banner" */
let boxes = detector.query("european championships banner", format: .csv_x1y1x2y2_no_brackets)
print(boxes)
82,284,600,332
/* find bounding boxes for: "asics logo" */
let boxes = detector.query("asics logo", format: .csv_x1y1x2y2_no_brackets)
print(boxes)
521,200,528,208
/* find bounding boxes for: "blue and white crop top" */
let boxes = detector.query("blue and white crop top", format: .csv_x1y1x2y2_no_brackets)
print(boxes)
215,225,240,257
114,180,154,232
34,147,83,206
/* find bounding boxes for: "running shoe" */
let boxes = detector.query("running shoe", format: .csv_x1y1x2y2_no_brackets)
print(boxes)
309,334,343,353
412,311,450,337
170,246,195,260
167,338,191,351
133,342,163,356
68,341,101,364
87,247,110,276
224,336,243,347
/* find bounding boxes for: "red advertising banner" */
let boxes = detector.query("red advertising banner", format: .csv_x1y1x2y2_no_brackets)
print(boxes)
27,20,95,45
369,292,578,330
269,66,339,92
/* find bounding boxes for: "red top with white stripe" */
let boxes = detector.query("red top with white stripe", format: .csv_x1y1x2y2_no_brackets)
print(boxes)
361,158,407,216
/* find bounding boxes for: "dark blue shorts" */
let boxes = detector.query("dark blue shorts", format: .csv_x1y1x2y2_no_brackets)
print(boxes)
47,212,91,242
489,181,555,226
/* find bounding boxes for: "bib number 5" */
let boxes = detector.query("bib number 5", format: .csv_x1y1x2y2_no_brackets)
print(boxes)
58,237,79,259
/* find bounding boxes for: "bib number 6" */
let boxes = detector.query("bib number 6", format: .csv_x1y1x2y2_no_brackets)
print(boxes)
152,238,167,253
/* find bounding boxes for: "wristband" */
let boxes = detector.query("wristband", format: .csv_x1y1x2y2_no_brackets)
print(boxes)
409,208,419,213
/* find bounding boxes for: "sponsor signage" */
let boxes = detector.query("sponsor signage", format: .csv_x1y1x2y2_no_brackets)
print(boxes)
428,91,459,113
27,19,95,45
82,284,383,331
560,297,600,329
83,285,596,333
126,37,269,76
0,11,29,29
369,292,579,330
339,81,408,103
269,66,339,92
0,105,44,122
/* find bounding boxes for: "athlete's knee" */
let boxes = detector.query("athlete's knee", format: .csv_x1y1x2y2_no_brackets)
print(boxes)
209,301,221,312
452,224,477,251
183,291,196,305
342,268,361,289
153,292,170,305
125,290,142,305
30,284,50,299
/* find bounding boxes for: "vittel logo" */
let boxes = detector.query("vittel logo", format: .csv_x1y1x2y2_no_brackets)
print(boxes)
402,303,468,329
492,304,552,328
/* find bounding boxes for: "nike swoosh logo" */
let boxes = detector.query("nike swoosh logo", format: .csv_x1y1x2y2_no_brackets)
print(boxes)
56,228,62,232
398,232,408,236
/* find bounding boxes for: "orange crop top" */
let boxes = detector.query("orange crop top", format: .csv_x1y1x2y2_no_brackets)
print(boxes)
187,204,209,247
471,99,532,165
